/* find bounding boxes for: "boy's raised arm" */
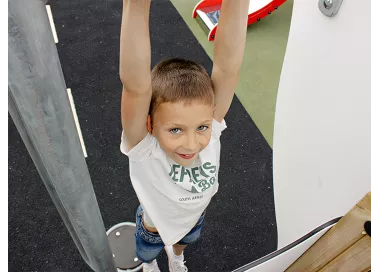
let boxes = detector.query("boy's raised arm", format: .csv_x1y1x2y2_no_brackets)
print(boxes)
120,0,152,150
211,0,250,122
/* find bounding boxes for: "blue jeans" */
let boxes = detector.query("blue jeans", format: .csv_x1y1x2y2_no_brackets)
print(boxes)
135,205,206,263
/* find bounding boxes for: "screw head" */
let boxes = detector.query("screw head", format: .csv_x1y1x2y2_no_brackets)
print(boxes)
324,0,333,9
116,231,120,236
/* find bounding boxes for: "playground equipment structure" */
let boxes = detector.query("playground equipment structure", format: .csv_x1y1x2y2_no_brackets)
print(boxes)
193,0,287,41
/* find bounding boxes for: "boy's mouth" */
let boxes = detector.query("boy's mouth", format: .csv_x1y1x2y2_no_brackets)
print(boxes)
176,153,196,160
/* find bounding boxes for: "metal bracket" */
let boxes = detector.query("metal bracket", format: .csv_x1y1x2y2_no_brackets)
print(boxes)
364,221,371,237
319,0,344,17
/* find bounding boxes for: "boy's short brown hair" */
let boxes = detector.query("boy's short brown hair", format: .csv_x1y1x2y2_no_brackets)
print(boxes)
150,58,214,117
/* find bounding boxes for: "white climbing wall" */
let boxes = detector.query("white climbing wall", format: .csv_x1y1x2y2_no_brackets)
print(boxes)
272,0,370,249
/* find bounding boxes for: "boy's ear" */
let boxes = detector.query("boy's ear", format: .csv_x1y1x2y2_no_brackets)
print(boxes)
213,105,216,112
147,115,153,134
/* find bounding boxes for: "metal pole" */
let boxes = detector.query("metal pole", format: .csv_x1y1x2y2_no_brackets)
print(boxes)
8,1,117,271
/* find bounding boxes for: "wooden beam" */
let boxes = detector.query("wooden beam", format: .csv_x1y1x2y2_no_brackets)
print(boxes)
319,235,371,272
286,192,371,271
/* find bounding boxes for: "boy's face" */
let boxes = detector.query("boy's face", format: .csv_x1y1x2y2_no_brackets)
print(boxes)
151,100,215,167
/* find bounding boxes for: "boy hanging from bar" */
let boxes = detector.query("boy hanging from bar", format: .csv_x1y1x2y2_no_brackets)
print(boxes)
119,1,249,271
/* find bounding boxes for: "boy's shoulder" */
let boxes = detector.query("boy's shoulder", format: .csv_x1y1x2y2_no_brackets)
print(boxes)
120,131,159,162
212,119,227,138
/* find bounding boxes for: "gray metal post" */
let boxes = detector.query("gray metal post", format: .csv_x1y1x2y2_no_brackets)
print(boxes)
8,0,117,271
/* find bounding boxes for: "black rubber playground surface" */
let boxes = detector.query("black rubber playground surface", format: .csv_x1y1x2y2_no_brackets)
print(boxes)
8,1,276,271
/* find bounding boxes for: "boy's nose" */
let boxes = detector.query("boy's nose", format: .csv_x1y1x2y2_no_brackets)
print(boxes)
183,133,198,152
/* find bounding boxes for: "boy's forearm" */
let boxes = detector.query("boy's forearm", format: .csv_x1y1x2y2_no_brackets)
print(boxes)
213,0,250,74
120,0,151,92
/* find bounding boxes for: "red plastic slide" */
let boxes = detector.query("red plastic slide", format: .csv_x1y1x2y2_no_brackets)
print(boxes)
193,0,287,41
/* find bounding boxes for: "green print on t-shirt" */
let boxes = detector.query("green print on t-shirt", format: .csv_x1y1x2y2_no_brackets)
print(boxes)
168,162,217,193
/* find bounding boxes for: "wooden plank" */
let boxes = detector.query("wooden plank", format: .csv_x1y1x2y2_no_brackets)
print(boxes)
286,192,371,272
319,235,371,272
360,267,371,272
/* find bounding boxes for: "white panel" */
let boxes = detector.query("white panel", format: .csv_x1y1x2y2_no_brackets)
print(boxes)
196,10,214,30
248,0,272,14
273,0,370,248
244,224,334,271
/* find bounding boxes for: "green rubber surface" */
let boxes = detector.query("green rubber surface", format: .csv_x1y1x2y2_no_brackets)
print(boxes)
171,0,294,147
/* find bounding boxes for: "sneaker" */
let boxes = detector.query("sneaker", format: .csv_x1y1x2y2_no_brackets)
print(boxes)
165,246,188,272
143,259,161,272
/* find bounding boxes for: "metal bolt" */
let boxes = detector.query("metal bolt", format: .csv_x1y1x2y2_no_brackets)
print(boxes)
324,0,333,9
134,257,139,262
116,231,120,236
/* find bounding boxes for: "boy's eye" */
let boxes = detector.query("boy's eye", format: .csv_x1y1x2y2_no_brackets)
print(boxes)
170,128,182,134
197,125,209,131
169,126,209,134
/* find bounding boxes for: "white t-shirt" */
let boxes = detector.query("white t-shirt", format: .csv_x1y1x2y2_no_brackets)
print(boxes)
120,119,227,245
